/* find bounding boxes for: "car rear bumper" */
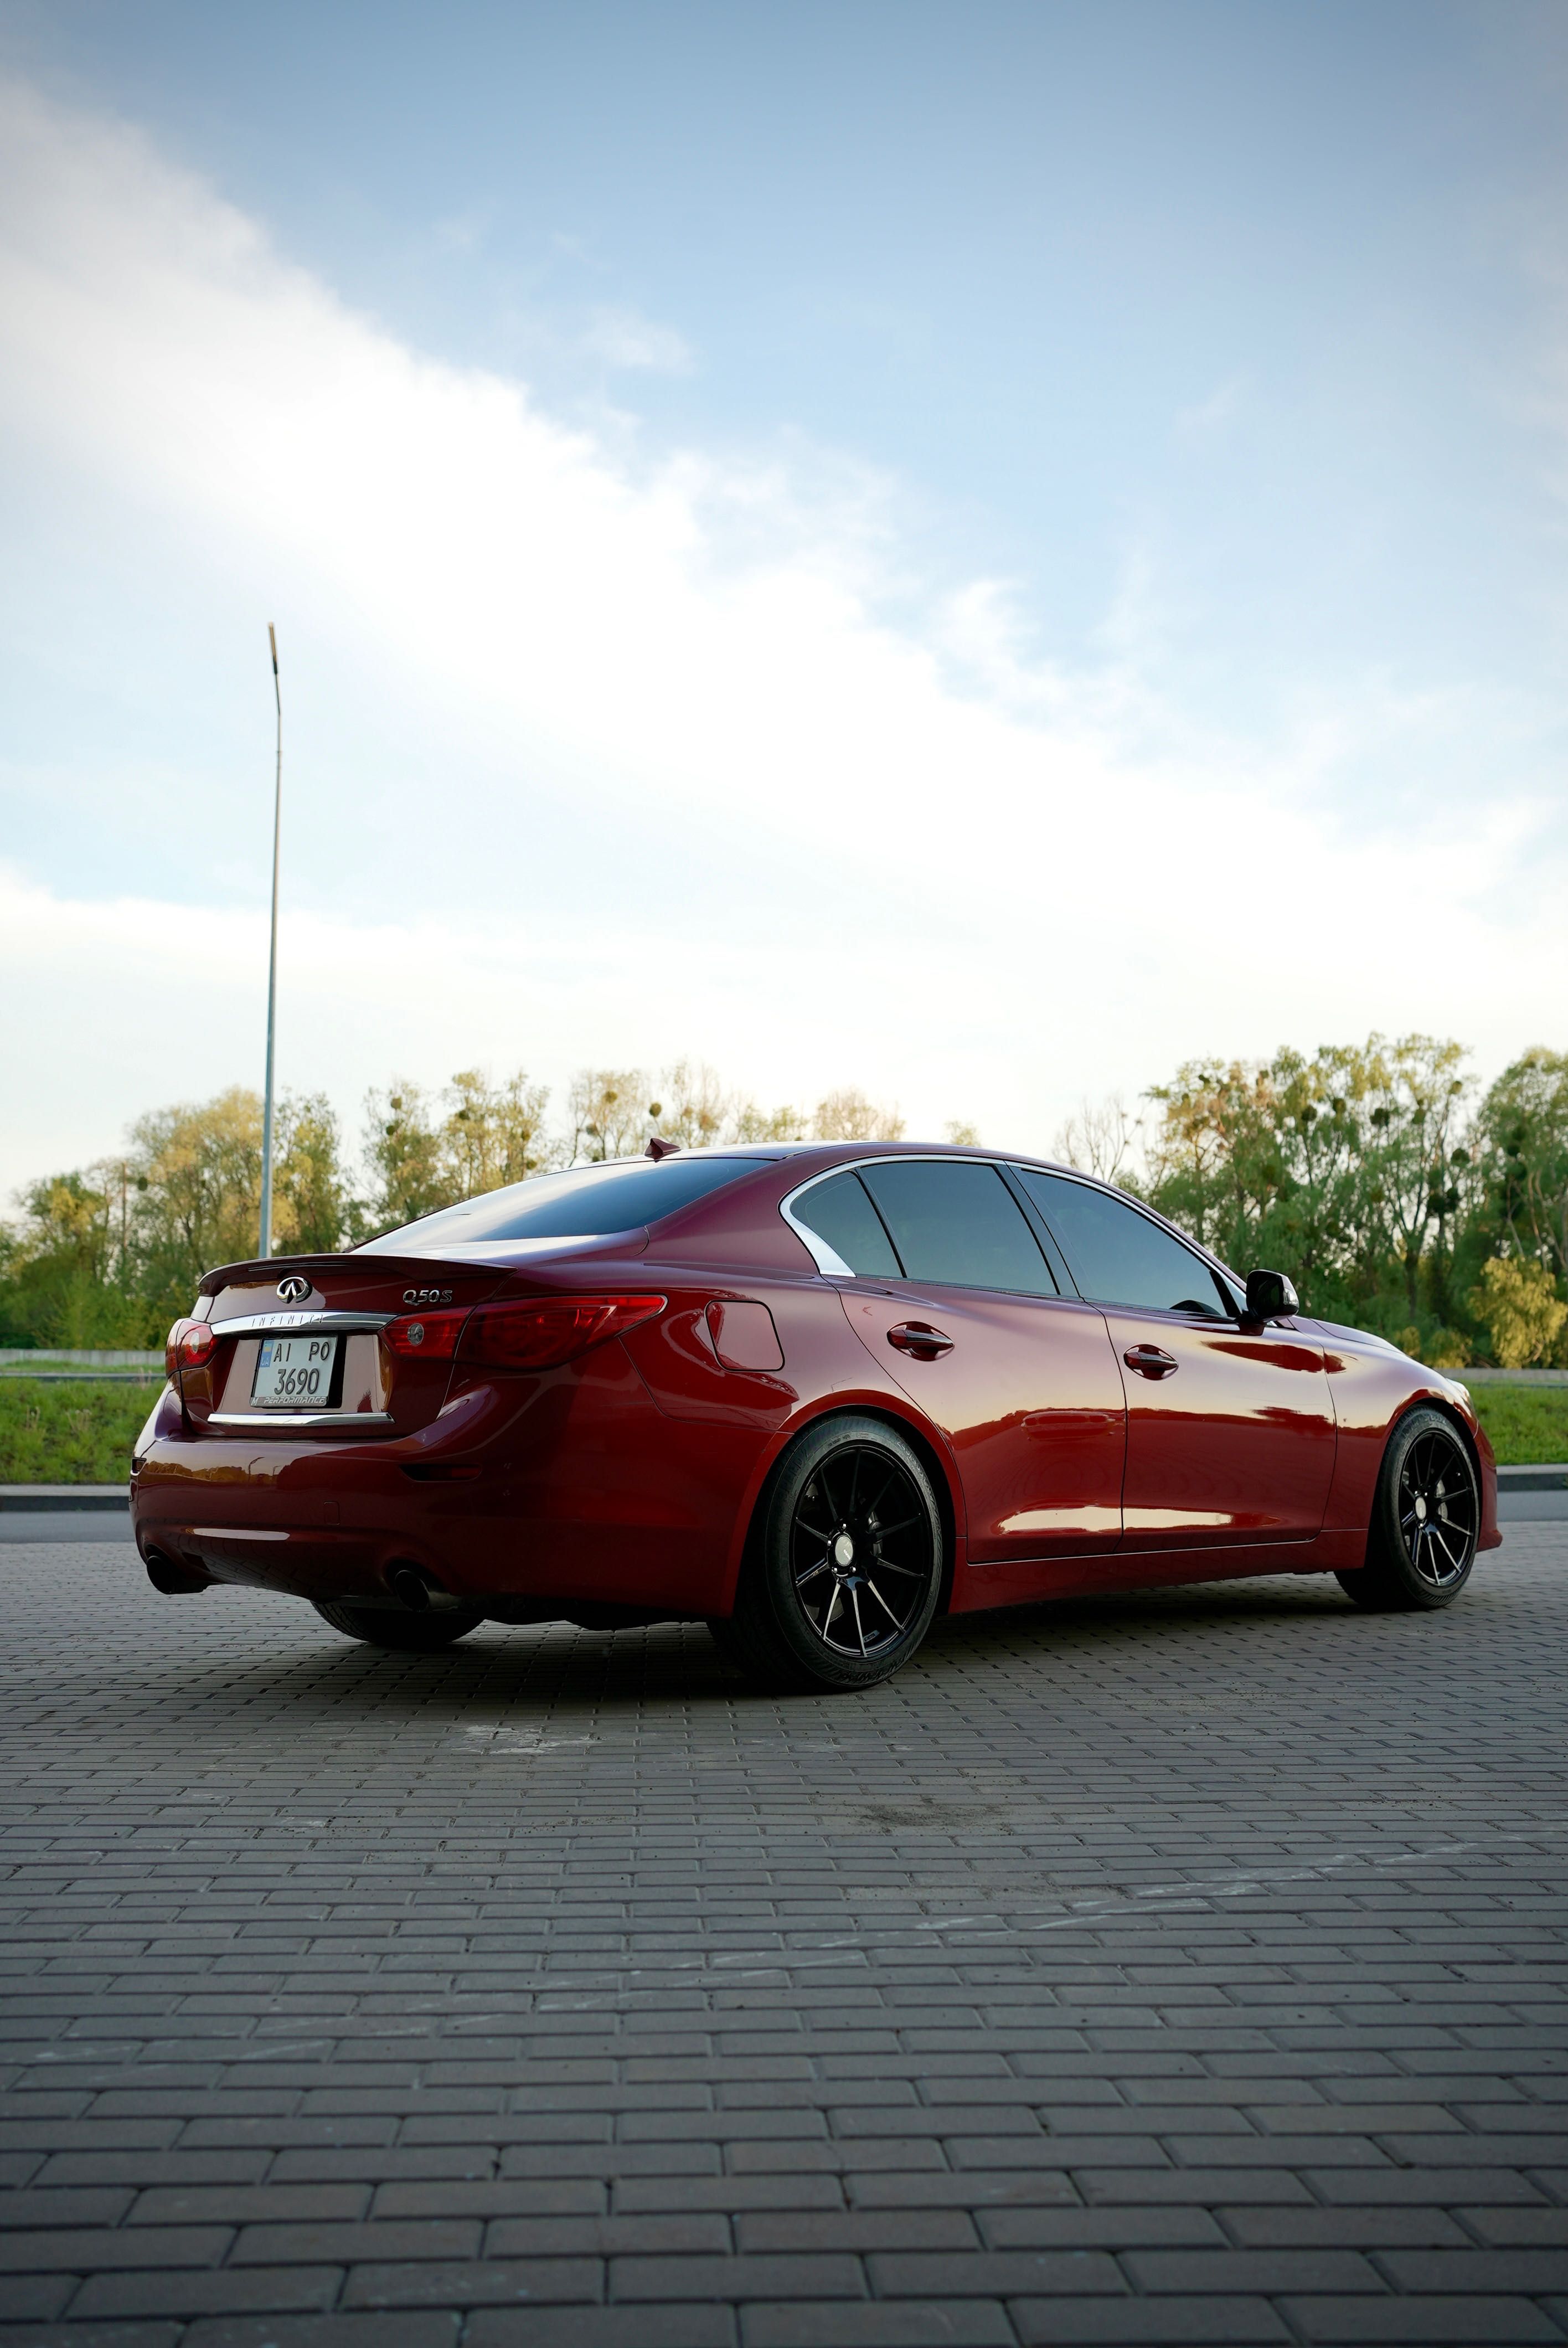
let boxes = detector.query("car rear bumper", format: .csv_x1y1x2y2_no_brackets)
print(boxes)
130,1357,767,1618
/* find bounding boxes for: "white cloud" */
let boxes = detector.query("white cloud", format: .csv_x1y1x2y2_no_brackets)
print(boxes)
0,74,1562,1198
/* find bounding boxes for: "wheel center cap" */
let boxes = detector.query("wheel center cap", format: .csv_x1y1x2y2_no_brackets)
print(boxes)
1414,1495,1428,1521
832,1532,855,1569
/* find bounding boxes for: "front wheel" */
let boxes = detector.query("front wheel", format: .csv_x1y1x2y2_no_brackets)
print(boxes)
713,1415,944,1692
312,1599,483,1650
1335,1406,1479,1613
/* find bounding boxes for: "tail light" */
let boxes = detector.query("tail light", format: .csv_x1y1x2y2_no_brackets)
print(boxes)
459,1295,666,1371
384,1309,469,1360
165,1319,217,1378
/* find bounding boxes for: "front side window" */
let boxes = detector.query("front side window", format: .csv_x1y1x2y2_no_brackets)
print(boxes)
1018,1171,1230,1316
857,1161,1059,1296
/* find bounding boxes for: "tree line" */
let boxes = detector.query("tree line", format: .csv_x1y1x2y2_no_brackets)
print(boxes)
2,1036,1564,1370
0,1063,914,1347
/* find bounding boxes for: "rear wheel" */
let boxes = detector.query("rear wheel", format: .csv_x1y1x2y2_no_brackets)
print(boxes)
312,1599,483,1650
710,1415,943,1692
1335,1406,1479,1613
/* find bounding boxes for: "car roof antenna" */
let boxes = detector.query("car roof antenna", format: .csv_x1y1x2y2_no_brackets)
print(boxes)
645,1136,680,1160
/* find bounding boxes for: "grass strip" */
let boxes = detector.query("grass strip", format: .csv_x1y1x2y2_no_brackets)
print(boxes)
1467,1382,1568,1466
0,1374,1563,1485
0,1378,161,1484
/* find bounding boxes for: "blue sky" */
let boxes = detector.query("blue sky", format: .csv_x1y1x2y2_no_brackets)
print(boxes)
1,1,1565,1189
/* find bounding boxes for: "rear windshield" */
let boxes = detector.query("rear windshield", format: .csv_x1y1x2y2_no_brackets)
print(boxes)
359,1157,771,1251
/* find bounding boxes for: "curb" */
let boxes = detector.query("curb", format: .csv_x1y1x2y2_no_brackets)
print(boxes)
1497,1464,1568,1492
0,1486,130,1513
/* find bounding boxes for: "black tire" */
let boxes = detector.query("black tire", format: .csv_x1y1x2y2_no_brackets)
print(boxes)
312,1599,483,1650
711,1415,944,1692
1335,1405,1479,1613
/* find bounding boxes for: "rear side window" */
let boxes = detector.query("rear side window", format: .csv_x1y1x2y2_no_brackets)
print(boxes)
790,1171,901,1277
1018,1171,1230,1316
361,1156,771,1250
858,1161,1058,1296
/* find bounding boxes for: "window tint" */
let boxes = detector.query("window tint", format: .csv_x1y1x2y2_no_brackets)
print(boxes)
1018,1172,1229,1315
858,1161,1058,1295
791,1171,902,1277
360,1156,770,1249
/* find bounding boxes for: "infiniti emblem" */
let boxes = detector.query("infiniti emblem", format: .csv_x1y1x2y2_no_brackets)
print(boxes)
276,1275,311,1304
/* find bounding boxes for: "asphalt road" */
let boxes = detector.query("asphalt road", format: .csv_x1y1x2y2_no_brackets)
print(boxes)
0,1530,1565,2348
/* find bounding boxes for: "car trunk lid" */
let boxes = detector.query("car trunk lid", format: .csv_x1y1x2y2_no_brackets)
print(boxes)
179,1253,509,1436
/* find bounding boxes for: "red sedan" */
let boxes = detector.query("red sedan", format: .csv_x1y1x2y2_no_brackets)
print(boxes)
132,1143,1499,1691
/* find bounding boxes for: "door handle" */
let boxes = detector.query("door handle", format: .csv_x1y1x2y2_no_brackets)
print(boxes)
888,1321,953,1361
1124,1344,1178,1379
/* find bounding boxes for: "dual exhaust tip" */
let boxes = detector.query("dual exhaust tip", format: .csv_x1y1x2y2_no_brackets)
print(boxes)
145,1548,458,1614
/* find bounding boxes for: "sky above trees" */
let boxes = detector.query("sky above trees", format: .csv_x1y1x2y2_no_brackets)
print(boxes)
2,2,1566,1194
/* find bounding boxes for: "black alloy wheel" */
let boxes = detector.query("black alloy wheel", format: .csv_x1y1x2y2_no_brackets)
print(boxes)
1336,1405,1479,1612
711,1414,943,1691
312,1598,484,1650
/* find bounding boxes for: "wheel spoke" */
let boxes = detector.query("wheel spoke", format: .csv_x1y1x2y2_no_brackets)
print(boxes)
1428,1522,1462,1574
863,1575,902,1630
869,1512,921,1539
865,1557,924,1580
864,1461,902,1518
848,1584,869,1656
795,1553,833,1589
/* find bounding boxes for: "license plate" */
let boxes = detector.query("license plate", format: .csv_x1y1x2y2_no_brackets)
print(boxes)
251,1333,339,1408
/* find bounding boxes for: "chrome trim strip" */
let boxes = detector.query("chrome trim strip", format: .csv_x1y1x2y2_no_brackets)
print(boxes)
209,1410,395,1432
780,1153,1246,1304
778,1207,854,1276
209,1310,396,1338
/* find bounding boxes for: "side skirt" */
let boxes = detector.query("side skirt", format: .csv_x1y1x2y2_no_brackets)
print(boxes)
947,1526,1366,1613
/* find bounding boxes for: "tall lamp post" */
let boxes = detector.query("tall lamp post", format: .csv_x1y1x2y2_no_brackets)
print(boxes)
257,623,282,1258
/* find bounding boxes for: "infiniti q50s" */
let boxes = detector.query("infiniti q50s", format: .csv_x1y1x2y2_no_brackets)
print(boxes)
132,1142,1498,1691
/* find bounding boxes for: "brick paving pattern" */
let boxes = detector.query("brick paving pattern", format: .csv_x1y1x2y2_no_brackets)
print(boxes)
1,1528,1565,2348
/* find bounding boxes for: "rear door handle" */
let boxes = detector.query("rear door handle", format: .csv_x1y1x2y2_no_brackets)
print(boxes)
1124,1344,1178,1379
888,1321,953,1361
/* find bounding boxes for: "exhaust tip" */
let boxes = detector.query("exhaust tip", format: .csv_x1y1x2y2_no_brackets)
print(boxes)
386,1563,432,1612
145,1551,212,1595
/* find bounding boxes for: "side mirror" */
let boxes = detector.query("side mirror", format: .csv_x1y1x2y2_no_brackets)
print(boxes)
1245,1268,1299,1322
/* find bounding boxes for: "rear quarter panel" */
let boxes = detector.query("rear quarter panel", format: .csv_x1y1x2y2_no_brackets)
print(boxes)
622,1265,971,1613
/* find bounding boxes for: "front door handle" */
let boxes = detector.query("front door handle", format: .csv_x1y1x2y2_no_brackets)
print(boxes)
1124,1344,1178,1379
888,1321,953,1361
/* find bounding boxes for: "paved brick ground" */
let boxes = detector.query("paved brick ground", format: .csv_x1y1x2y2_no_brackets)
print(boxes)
1,1530,1565,2348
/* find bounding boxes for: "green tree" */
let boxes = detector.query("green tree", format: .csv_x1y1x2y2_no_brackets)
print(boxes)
1143,1036,1473,1338
653,1059,730,1150
0,1168,156,1346
441,1069,554,1192
1473,1048,1568,1283
362,1081,451,1232
128,1087,266,1306
811,1089,905,1143
273,1092,350,1254
1469,1257,1568,1369
730,1100,811,1143
568,1068,654,1162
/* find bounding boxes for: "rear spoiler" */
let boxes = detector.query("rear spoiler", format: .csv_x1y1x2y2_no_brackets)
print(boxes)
197,1250,473,1296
